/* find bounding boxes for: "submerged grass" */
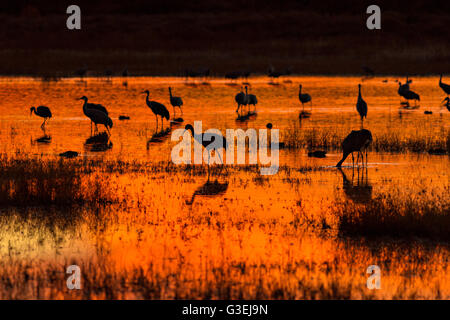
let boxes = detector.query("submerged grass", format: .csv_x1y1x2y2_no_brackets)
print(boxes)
335,188,450,241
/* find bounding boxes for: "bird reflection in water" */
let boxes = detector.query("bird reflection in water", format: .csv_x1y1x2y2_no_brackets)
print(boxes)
338,167,372,204
186,179,229,205
84,132,113,152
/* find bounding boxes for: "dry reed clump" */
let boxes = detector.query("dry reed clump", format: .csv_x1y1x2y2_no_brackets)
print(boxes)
0,155,108,206
335,189,450,241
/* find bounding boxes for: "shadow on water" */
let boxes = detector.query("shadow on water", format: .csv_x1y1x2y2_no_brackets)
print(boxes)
84,132,113,152
338,167,372,204
146,128,171,148
186,178,229,205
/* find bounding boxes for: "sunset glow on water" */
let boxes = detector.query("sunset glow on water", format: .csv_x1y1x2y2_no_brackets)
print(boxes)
0,76,448,299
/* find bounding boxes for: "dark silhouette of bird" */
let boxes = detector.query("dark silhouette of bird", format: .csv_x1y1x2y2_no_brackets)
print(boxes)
80,97,112,135
79,96,109,134
247,90,258,113
143,90,170,132
235,86,248,115
439,74,450,97
356,84,368,128
30,106,52,129
298,84,312,111
169,87,183,117
184,124,227,164
337,129,373,167
442,97,450,112
402,89,420,106
122,68,129,77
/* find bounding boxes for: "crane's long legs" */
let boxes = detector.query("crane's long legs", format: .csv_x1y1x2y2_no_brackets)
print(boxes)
155,115,158,133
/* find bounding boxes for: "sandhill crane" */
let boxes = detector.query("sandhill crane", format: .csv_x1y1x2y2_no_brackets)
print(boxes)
439,74,450,97
235,86,248,115
184,124,227,177
80,98,112,135
30,106,52,129
298,84,312,111
398,76,412,102
336,129,373,167
168,87,183,117
356,84,368,128
402,90,420,106
143,90,170,132
79,96,109,134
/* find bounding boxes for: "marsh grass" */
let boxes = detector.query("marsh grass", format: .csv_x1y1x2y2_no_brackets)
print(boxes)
283,121,450,153
335,189,450,241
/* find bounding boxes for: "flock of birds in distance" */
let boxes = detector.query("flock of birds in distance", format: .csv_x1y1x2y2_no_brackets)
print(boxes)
30,71,450,166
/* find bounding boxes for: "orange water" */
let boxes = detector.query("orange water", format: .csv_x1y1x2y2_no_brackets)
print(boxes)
0,76,448,299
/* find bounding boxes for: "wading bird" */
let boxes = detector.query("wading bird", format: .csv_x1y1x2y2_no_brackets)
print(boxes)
143,90,170,132
30,106,52,129
439,74,450,97
184,124,227,178
235,86,248,115
80,98,112,135
402,89,420,106
79,96,109,134
356,84,368,128
336,129,373,167
169,87,183,117
298,84,312,111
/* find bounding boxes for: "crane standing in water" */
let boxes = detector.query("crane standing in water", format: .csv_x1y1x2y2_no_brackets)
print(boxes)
80,97,112,135
168,87,183,117
143,90,170,133
235,86,248,116
298,84,312,111
356,84,368,129
184,124,227,178
337,129,373,167
30,106,52,129
79,96,109,134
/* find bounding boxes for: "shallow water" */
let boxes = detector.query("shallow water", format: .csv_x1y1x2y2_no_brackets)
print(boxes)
0,76,448,299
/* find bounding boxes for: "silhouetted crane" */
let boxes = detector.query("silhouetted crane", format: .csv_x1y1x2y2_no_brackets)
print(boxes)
298,84,312,111
30,106,52,129
80,98,112,135
439,74,450,97
235,86,248,115
169,87,183,117
402,90,420,106
143,90,170,132
356,84,368,128
337,129,373,167
184,124,227,178
79,96,109,134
